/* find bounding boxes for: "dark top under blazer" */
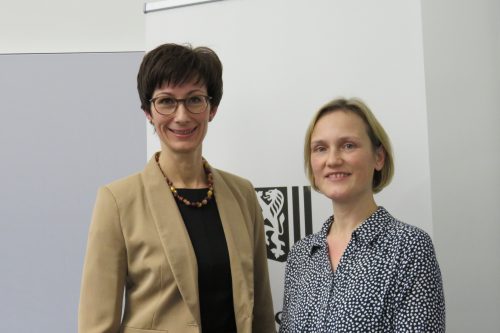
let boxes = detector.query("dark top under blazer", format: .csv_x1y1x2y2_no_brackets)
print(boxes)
175,189,236,332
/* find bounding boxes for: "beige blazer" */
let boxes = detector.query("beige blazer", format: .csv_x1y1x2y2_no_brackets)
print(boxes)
79,155,276,333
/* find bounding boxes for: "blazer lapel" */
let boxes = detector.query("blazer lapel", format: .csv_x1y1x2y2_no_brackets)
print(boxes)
212,169,253,321
141,155,201,325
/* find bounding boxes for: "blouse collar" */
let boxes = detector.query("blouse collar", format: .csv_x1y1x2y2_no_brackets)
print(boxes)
309,206,392,255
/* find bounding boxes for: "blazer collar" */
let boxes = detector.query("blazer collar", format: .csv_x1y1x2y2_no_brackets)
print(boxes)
211,168,253,322
141,155,200,324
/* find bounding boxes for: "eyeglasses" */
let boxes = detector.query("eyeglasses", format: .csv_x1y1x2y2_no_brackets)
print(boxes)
149,95,212,115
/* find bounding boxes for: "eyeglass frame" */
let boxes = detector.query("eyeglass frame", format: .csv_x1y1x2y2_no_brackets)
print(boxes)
149,94,213,115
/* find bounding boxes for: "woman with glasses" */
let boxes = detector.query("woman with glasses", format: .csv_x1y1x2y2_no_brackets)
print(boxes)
79,43,276,333
279,98,445,332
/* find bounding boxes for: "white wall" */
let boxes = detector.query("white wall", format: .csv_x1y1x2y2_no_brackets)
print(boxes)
421,0,500,331
145,0,433,327
0,0,144,53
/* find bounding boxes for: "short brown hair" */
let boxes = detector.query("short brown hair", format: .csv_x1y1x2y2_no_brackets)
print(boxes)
137,43,223,114
304,97,394,193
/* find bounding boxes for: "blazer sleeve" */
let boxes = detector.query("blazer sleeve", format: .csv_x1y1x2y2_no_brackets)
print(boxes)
249,184,277,333
79,186,127,333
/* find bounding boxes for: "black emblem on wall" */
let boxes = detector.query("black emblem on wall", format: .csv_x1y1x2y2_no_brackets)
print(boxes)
255,186,313,262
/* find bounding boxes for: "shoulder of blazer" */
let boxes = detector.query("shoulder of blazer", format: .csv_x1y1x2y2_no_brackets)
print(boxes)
213,168,254,189
101,171,144,204
212,168,256,199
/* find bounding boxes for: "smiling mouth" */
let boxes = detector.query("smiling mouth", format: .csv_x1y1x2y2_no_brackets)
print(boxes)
169,127,197,135
326,172,351,179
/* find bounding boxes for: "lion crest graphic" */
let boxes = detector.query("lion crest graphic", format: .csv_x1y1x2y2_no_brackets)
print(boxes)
256,188,288,261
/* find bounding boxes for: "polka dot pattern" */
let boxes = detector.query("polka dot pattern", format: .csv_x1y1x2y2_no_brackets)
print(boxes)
279,207,445,332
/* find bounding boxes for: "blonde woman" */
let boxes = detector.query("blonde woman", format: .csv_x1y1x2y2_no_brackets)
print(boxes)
279,98,445,332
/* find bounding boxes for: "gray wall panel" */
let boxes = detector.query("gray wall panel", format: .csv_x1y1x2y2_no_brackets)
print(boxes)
0,52,145,332
422,0,500,331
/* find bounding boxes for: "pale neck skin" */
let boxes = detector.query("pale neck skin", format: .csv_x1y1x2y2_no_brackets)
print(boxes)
329,191,378,235
157,144,208,189
327,191,378,272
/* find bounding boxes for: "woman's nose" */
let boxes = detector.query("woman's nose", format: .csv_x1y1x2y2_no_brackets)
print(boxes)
172,103,191,121
326,149,342,166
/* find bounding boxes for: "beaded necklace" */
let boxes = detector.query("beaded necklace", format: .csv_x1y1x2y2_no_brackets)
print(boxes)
155,153,214,208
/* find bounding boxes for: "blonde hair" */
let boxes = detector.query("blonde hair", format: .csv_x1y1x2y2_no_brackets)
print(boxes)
304,97,394,194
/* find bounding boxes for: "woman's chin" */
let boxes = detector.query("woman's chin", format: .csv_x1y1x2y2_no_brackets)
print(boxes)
161,142,201,155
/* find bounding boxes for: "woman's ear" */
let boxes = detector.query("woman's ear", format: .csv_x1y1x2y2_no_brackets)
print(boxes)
374,146,385,171
209,107,218,122
144,110,154,126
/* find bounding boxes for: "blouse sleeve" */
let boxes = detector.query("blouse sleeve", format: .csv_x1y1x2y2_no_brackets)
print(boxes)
278,247,296,333
249,184,277,333
78,186,127,333
278,238,306,333
393,231,446,332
